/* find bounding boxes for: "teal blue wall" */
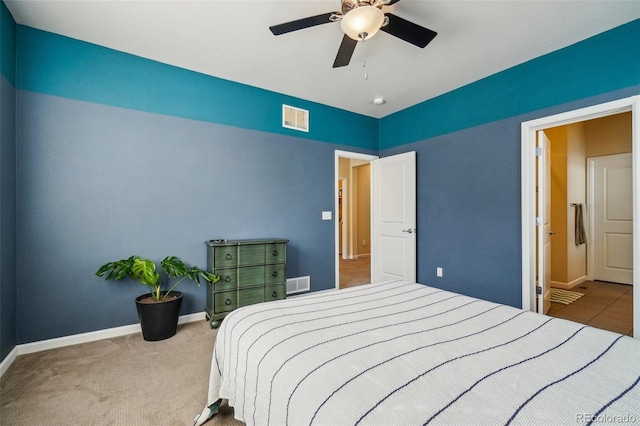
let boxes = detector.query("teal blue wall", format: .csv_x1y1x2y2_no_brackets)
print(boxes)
1,5,639,354
379,19,640,149
14,26,378,344
0,0,14,84
0,0,17,361
378,20,640,305
17,27,377,150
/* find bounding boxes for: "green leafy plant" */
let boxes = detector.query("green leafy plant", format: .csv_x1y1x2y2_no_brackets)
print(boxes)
96,255,219,301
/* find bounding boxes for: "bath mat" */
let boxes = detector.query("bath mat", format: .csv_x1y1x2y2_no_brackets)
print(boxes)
550,288,584,305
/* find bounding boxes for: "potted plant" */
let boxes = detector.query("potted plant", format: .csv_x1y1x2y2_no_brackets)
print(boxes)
95,255,219,341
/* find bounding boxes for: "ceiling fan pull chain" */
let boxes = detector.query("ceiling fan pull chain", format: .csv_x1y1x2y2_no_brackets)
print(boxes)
362,37,368,80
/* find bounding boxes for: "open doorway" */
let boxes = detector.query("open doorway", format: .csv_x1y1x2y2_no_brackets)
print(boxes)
522,95,639,339
335,150,378,289
541,113,633,335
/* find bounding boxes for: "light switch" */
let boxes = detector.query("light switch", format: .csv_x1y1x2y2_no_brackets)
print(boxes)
322,211,332,220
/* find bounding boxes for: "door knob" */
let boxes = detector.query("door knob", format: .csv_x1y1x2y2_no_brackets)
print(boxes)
548,230,556,235
402,228,416,234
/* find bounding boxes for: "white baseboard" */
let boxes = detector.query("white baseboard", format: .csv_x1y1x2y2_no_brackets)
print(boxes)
342,253,371,260
0,346,19,378
550,275,588,290
0,311,206,378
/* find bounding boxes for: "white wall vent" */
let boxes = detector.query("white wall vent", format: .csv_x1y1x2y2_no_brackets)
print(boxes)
286,276,310,295
282,105,309,132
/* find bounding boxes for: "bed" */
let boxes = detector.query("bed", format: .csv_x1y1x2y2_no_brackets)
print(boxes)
195,280,640,426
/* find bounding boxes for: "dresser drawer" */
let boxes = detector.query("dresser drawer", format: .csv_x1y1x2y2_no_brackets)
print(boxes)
212,246,238,268
238,265,265,288
266,243,286,263
214,269,237,291
238,244,265,266
265,263,285,284
238,287,265,307
213,291,237,313
265,283,286,302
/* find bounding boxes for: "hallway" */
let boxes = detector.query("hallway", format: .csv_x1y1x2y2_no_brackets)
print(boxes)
339,257,370,289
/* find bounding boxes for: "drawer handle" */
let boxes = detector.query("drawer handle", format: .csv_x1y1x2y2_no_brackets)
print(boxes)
225,298,232,306
224,276,232,283
272,250,278,256
272,291,278,298
272,270,278,277
225,253,233,260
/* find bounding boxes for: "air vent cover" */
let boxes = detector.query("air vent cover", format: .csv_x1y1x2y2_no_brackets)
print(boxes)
282,105,309,132
286,276,311,295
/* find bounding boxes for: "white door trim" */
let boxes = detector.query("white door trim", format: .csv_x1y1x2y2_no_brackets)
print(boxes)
339,177,348,259
537,130,552,314
521,95,639,338
335,150,378,289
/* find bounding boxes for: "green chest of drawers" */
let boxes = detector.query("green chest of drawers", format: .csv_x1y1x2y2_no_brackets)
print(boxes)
205,238,288,328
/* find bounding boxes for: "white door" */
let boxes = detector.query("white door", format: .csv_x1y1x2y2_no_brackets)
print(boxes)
371,151,417,283
537,131,551,314
590,153,633,285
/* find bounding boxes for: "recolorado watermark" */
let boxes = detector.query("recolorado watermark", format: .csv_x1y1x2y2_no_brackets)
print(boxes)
576,413,637,424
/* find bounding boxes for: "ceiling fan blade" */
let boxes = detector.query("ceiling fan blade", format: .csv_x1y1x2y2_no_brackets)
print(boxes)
269,12,338,36
386,0,402,5
380,13,437,48
333,35,358,68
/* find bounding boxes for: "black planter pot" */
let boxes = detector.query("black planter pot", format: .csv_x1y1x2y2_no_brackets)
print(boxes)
135,291,183,341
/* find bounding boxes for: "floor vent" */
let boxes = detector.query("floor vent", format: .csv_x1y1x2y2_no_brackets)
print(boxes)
287,276,310,295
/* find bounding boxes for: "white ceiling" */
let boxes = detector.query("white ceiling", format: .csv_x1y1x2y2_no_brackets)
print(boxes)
5,0,640,119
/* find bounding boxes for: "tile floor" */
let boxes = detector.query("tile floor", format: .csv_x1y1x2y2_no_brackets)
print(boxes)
547,280,633,336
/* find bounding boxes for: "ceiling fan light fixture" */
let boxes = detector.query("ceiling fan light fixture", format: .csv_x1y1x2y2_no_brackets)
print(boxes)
340,6,384,41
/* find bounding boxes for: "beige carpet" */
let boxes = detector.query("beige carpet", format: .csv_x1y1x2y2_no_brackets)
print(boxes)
1,321,243,426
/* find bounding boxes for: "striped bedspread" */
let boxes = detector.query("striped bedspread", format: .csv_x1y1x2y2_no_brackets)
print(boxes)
197,280,640,426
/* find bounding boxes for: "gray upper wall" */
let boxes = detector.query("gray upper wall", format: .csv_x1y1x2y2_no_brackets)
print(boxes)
17,91,370,343
381,86,639,306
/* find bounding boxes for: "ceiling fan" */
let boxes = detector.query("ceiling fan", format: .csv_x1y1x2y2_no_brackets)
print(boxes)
269,0,437,68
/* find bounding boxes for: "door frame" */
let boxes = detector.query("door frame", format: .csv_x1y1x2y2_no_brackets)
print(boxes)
521,95,639,338
537,130,552,314
339,177,348,259
335,150,378,289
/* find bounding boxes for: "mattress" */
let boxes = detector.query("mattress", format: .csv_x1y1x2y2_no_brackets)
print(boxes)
195,280,640,425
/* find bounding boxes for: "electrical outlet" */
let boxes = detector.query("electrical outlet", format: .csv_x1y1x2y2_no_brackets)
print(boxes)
436,267,443,277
